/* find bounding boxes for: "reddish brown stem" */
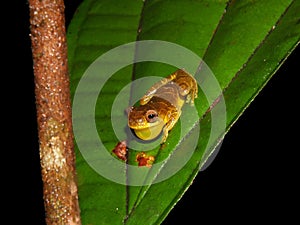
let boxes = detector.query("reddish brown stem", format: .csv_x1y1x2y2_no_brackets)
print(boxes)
29,0,81,224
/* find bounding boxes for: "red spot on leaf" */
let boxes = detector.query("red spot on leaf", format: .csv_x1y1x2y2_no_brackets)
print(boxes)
136,152,155,167
112,140,127,161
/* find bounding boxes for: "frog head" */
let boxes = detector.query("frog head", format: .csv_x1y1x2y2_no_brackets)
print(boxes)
127,106,165,141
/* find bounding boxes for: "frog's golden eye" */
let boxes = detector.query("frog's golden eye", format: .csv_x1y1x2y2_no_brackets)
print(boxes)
146,110,158,123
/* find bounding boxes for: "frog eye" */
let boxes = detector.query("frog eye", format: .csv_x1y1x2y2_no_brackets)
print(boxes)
146,110,158,123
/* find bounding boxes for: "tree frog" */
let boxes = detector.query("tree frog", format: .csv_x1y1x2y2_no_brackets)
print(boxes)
128,69,198,143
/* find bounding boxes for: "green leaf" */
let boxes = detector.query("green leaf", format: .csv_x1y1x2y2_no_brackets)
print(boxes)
67,0,300,224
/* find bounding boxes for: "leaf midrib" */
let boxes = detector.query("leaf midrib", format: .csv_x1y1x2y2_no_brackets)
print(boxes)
124,0,231,220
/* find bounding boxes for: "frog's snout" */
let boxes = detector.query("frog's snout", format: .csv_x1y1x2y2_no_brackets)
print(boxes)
128,117,146,128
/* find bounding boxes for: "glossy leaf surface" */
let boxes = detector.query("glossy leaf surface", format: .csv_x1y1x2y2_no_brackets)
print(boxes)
67,0,300,224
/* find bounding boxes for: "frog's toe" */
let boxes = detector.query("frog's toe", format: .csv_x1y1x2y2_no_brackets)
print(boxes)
185,94,191,103
185,94,196,106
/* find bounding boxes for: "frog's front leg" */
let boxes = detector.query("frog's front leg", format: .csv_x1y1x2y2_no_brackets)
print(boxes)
161,111,181,143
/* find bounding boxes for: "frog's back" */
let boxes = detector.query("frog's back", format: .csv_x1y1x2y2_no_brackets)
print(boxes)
154,82,185,110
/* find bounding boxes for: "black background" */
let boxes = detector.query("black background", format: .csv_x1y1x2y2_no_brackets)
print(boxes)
12,1,299,224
